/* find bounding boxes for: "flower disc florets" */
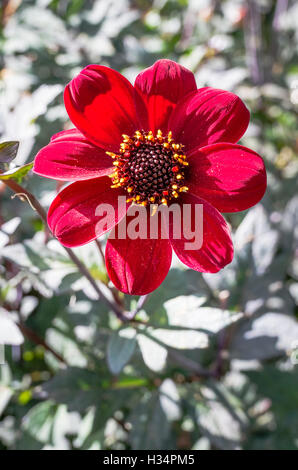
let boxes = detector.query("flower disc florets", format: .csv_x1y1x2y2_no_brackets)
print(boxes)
107,130,189,206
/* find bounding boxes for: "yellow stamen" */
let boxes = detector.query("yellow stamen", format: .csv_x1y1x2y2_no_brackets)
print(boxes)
120,143,129,150
146,131,154,141
172,143,180,151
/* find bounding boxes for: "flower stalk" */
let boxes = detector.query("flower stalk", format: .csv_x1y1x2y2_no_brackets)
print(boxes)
2,177,132,322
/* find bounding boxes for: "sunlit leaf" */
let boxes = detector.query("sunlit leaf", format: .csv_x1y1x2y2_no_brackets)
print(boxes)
0,162,33,183
0,308,24,345
137,333,167,372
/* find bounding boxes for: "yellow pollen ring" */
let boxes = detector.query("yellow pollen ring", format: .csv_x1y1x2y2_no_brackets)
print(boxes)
106,129,189,206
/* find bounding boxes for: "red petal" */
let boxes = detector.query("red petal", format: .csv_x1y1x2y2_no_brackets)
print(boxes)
105,208,172,295
134,59,196,134
169,87,250,151
34,128,113,181
187,143,267,212
64,65,146,151
48,176,128,247
169,193,233,273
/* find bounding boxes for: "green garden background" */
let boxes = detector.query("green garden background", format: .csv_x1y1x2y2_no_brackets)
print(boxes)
0,0,297,450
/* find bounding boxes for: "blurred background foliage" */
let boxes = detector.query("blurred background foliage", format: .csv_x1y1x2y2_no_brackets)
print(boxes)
0,0,297,450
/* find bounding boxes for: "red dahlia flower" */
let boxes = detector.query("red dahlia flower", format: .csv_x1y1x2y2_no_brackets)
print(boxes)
34,60,266,295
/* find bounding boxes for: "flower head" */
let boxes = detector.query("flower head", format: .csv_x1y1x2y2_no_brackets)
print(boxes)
34,60,266,295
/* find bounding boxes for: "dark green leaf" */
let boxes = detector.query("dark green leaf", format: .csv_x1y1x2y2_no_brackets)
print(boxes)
128,392,173,450
107,329,136,375
41,367,102,413
0,141,19,164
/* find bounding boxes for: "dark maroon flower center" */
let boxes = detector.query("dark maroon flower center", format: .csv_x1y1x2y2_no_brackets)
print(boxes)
107,130,189,205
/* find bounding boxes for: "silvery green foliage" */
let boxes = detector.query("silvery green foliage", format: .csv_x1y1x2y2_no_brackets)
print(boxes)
0,0,298,451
